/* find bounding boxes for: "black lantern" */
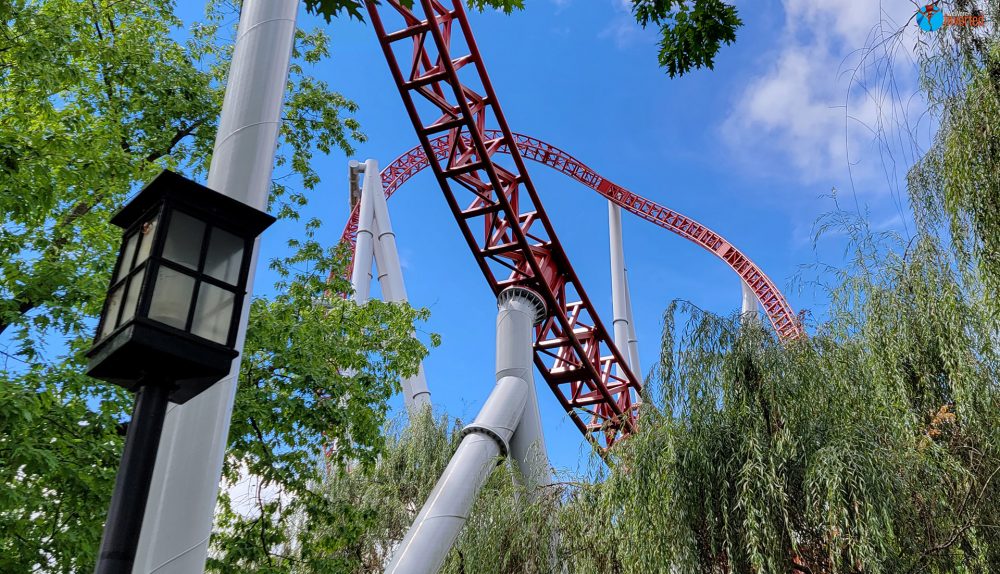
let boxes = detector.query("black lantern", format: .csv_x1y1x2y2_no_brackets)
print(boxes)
86,169,275,403
88,170,274,574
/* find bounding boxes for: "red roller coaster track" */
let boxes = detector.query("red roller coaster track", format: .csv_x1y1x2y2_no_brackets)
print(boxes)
339,133,802,340
350,0,801,451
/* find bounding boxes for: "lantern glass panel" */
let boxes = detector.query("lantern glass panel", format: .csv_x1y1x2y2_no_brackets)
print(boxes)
191,283,235,344
115,232,138,284
162,211,205,270
134,216,158,267
100,285,124,338
204,228,243,285
119,268,145,326
148,267,196,330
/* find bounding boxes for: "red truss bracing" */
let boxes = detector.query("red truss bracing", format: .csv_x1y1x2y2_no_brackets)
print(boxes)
355,0,803,451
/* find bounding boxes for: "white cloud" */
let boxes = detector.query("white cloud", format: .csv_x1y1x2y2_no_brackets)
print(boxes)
722,1,927,189
600,0,641,48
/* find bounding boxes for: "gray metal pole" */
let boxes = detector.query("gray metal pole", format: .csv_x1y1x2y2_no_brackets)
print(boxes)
623,270,641,378
740,279,758,323
132,2,299,572
383,287,545,574
351,162,377,303
608,202,636,374
365,159,431,412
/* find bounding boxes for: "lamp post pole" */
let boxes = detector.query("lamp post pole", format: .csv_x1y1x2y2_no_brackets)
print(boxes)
84,170,273,574
94,381,169,574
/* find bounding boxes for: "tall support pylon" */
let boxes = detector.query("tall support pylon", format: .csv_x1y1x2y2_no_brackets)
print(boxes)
384,287,547,574
623,271,641,380
350,160,431,413
351,162,378,303
133,1,299,572
608,202,640,376
367,160,432,411
741,279,758,323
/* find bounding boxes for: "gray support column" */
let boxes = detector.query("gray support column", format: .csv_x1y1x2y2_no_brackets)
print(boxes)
500,289,551,495
608,202,636,374
623,262,641,378
741,279,758,323
365,159,431,412
133,2,299,572
351,163,377,303
384,287,545,574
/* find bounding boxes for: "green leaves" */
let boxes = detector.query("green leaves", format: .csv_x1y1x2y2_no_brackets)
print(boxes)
0,366,128,573
304,0,368,23
208,234,435,572
631,0,742,77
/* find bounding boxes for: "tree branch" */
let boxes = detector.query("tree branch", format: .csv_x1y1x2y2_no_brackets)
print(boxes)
146,117,208,163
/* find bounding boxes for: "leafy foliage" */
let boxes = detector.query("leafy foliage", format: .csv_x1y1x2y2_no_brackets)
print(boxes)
909,1,1000,320
631,0,742,77
558,220,1000,572
303,410,461,572
208,234,431,573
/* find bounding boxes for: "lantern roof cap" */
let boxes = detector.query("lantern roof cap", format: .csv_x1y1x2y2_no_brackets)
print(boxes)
111,170,275,236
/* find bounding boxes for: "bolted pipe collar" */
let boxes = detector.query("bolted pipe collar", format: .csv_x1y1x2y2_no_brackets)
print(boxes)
498,286,547,326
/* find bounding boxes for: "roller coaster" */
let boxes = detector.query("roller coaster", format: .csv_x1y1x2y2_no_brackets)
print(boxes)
343,0,801,453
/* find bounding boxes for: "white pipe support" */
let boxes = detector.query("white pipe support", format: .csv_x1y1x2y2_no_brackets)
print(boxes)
133,2,298,573
350,164,377,303
348,159,363,209
383,287,544,574
383,433,504,574
623,270,641,379
497,287,551,494
741,279,758,323
363,159,431,412
608,202,635,376
367,159,407,303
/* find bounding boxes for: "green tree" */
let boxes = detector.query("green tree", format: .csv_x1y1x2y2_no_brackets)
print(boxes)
209,233,431,574
0,1,423,571
910,0,1000,318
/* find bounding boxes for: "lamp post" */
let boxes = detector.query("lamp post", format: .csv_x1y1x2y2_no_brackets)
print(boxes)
86,170,274,574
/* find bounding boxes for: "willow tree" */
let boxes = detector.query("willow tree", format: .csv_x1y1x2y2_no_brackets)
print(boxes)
561,4,1000,572
550,3,1000,571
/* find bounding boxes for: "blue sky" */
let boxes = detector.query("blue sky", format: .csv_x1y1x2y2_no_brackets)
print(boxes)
178,0,935,473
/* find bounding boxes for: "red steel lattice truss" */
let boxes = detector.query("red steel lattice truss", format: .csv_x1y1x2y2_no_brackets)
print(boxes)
356,0,802,451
